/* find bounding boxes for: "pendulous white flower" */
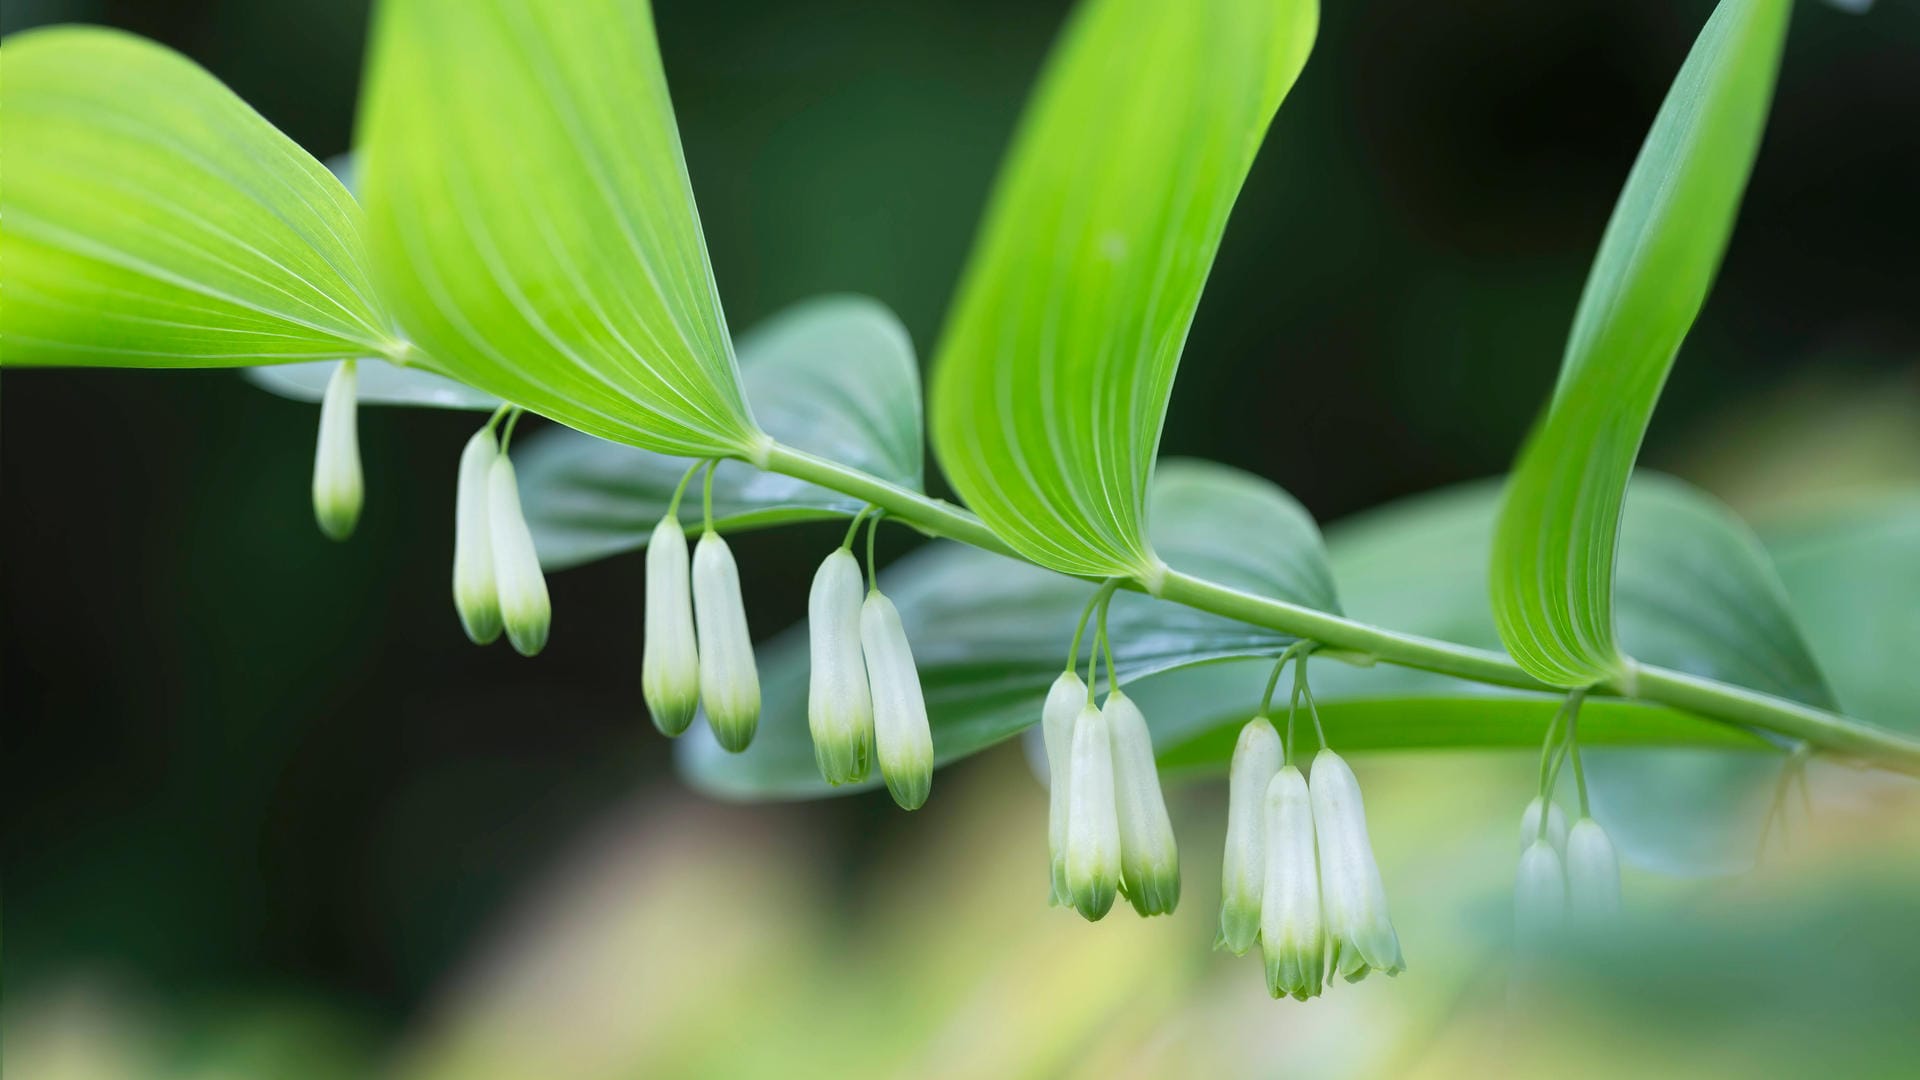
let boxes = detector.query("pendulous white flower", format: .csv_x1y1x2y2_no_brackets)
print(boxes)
486,452,550,657
1514,837,1567,947
1261,764,1326,1001
1310,749,1405,982
1564,817,1621,920
692,531,760,752
1063,700,1121,921
1519,795,1570,854
1106,691,1179,917
451,427,501,646
1220,716,1283,955
311,359,362,541
642,515,700,737
1042,670,1089,906
807,548,873,784
860,589,933,810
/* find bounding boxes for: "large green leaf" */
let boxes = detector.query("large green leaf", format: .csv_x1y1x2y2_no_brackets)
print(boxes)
678,459,1336,799
0,27,402,368
516,297,924,570
928,0,1318,581
1490,0,1790,687
357,0,761,458
245,360,500,411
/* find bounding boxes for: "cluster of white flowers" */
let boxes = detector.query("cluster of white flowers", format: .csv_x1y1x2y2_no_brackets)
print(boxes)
638,506,763,753
1514,800,1621,945
450,424,550,657
1218,711,1404,999
801,534,933,809
1040,670,1181,920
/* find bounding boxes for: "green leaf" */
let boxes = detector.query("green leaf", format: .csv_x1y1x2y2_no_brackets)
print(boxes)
518,297,923,571
928,0,1318,580
245,360,499,410
0,27,401,368
1490,0,1791,687
358,0,761,458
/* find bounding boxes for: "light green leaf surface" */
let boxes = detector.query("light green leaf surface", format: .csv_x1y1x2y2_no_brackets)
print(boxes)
0,27,401,368
678,459,1335,799
245,360,500,411
518,297,924,570
358,0,761,457
929,0,1318,580
1490,0,1790,687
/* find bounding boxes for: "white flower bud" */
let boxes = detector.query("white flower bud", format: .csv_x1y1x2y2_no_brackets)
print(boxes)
1309,749,1404,982
692,531,759,752
451,427,501,645
1564,817,1621,921
1261,764,1325,1001
1106,691,1179,917
1519,796,1569,854
1063,701,1120,921
1514,838,1567,948
807,549,873,783
486,453,550,657
1042,670,1089,906
642,515,700,736
1220,716,1282,955
860,589,933,810
311,359,362,540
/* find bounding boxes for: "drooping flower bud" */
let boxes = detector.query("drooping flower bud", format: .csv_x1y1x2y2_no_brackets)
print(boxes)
311,359,362,541
1063,701,1121,921
807,549,873,784
1042,670,1089,906
1220,716,1282,955
859,589,933,809
1106,691,1179,917
642,515,700,736
692,531,759,752
1514,838,1567,947
1309,749,1405,982
486,453,550,657
1519,796,1569,854
451,427,501,645
1261,764,1325,1001
1564,817,1621,921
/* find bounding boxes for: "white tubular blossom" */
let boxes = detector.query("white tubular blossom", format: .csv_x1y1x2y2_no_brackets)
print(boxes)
451,427,501,646
1106,691,1179,917
1514,838,1568,948
311,359,362,541
1261,764,1325,1001
692,531,760,752
1220,716,1282,955
860,589,932,810
642,515,700,737
1519,796,1570,854
1564,817,1622,921
486,453,550,658
1063,701,1120,921
807,548,873,784
1042,670,1089,906
1309,749,1405,982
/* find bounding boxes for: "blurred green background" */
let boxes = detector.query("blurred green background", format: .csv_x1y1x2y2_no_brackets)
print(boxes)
4,1,1917,1077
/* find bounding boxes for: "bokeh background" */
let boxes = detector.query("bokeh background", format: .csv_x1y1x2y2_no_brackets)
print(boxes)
4,1,1917,1077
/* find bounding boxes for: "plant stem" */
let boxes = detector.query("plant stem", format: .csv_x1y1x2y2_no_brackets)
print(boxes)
760,440,1920,775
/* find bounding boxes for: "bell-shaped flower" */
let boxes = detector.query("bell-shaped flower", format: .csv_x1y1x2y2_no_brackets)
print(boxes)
1041,670,1089,906
642,515,700,736
806,548,873,783
1261,764,1325,1001
1564,817,1621,920
692,531,760,752
1106,691,1179,917
311,359,362,541
1514,837,1567,948
1519,795,1569,854
486,453,550,657
1310,749,1405,981
451,427,501,645
1063,701,1120,921
860,589,933,810
1220,715,1282,955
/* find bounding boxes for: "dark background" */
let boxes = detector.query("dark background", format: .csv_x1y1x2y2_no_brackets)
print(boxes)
5,0,1916,1047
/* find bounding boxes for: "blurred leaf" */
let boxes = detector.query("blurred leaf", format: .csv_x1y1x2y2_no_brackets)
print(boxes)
359,0,761,456
517,296,923,571
246,360,499,410
1490,0,1790,686
678,459,1334,798
0,28,401,368
929,0,1318,579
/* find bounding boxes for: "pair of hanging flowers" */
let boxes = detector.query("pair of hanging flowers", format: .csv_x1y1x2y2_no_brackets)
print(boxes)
1514,693,1622,950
